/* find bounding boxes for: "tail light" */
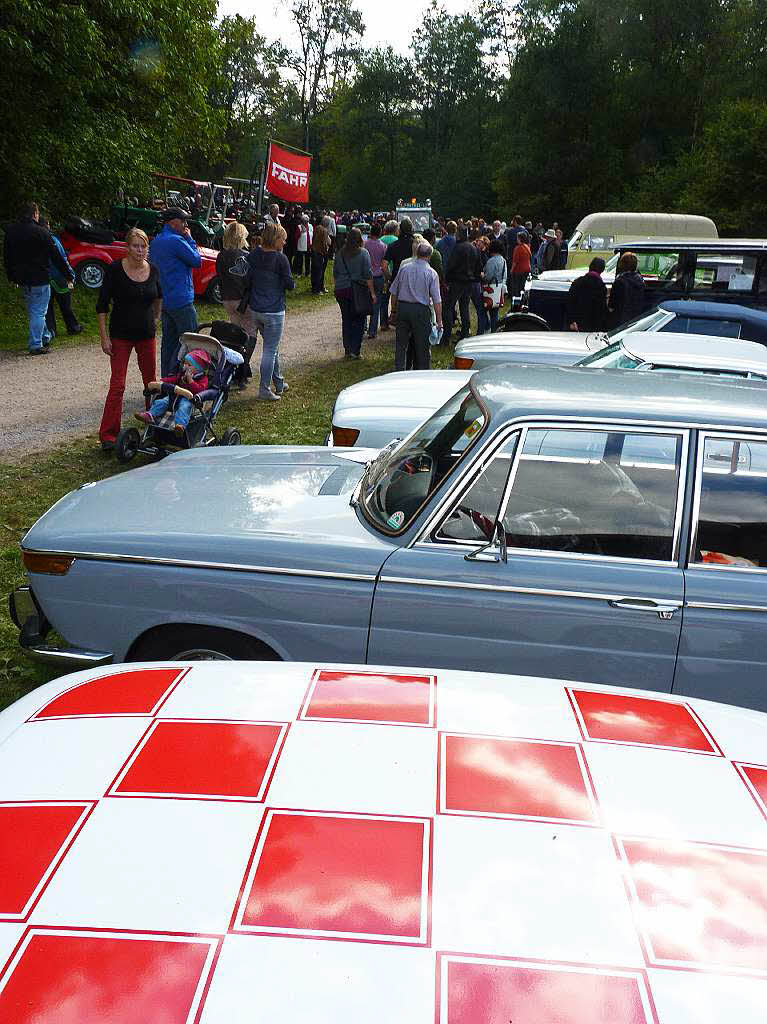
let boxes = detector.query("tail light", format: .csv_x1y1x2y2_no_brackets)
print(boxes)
332,426,361,446
23,551,74,575
454,357,474,369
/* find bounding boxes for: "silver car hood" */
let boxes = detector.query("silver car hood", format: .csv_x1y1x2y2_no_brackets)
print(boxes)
334,370,472,413
24,446,391,563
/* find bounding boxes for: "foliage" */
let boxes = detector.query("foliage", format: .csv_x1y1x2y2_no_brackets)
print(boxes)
0,0,225,222
201,15,287,181
288,0,366,151
1,0,766,236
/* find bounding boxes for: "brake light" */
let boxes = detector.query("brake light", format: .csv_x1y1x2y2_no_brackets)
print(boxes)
23,551,74,575
454,357,474,369
332,426,361,446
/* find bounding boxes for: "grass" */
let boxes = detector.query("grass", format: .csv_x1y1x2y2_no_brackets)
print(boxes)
0,326,455,709
0,263,334,353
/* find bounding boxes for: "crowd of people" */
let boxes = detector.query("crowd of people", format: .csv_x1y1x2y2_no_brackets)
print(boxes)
3,196,604,454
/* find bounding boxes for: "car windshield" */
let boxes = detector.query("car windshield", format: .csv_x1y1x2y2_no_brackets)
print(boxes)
606,308,669,340
577,342,642,369
360,385,486,534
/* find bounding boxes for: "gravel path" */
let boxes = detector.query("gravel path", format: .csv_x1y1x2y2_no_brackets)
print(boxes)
0,303,354,461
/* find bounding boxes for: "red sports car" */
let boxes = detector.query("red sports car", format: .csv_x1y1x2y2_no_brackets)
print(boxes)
61,230,222,303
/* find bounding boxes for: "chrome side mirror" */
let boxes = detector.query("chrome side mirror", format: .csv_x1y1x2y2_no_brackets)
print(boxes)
464,520,507,564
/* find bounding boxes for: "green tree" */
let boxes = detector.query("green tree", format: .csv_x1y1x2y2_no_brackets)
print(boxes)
0,0,224,221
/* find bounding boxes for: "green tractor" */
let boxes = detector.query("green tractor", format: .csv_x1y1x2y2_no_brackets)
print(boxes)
109,173,236,249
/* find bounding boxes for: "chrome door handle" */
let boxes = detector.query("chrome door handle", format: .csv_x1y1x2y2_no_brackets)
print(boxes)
608,598,680,619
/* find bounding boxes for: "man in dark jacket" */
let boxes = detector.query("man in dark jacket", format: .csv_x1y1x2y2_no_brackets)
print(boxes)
443,226,481,342
608,251,646,328
566,257,608,332
3,201,74,353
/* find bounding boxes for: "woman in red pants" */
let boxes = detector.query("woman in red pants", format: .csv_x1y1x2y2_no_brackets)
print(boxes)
97,228,162,453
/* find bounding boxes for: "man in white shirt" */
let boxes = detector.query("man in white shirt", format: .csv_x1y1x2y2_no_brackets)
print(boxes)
326,210,337,259
389,242,443,370
295,214,313,276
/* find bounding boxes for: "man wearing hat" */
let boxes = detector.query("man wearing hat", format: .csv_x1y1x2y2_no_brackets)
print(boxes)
538,228,561,273
149,207,202,374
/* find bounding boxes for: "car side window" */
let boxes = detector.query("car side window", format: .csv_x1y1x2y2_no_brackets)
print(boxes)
693,436,767,569
435,435,520,544
691,254,757,294
500,428,684,561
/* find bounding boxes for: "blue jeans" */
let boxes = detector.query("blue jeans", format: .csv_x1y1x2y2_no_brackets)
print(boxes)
488,305,501,332
149,395,193,428
252,309,285,394
22,284,52,351
367,277,384,337
471,282,489,335
161,304,198,375
336,294,366,355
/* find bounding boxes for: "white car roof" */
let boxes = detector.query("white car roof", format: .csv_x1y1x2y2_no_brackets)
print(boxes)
1,660,767,1019
619,332,767,376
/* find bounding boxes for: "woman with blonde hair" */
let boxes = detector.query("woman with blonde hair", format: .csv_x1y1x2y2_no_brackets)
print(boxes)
237,221,294,399
216,220,253,333
96,226,161,452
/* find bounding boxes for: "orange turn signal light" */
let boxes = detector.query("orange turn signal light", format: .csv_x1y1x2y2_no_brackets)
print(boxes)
332,426,361,447
454,357,474,369
23,551,74,575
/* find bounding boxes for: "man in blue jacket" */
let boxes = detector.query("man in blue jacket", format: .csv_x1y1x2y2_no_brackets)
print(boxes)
150,207,201,374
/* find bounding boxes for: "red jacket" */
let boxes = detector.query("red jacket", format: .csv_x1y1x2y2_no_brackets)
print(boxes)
161,370,209,395
511,243,532,275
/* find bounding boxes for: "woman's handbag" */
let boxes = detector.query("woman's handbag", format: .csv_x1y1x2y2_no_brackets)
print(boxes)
482,281,505,310
340,252,374,315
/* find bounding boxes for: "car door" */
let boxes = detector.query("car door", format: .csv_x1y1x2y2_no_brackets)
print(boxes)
369,422,688,691
675,431,767,712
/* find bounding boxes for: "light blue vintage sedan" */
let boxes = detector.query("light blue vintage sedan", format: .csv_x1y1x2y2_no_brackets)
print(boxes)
10,365,767,710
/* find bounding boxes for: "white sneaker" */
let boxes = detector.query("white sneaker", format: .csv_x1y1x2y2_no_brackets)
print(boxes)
258,391,280,402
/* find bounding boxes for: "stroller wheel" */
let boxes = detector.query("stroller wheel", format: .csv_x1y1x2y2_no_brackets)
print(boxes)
220,427,242,446
116,426,141,463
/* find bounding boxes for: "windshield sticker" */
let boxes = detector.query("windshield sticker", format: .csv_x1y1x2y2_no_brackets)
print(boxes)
387,511,405,529
464,418,482,440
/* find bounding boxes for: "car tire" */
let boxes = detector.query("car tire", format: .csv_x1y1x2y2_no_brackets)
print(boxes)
76,259,109,290
497,312,550,332
130,625,279,662
220,427,241,446
115,427,140,463
205,276,223,304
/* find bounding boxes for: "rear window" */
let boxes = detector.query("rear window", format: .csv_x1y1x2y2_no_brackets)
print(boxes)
660,316,741,339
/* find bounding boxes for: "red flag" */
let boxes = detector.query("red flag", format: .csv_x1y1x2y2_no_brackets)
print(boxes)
265,142,311,203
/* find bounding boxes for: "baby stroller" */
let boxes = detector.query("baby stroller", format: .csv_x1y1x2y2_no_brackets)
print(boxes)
201,319,256,389
115,329,243,463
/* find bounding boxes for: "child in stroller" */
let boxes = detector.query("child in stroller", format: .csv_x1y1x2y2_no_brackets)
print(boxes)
136,347,212,434
115,330,244,462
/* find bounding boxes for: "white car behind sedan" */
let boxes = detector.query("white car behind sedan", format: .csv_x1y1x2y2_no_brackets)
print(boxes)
329,335,767,447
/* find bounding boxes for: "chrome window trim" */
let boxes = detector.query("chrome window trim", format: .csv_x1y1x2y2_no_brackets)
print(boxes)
688,430,767,575
22,548,377,583
378,574,682,606
687,599,767,612
410,542,679,569
420,419,689,566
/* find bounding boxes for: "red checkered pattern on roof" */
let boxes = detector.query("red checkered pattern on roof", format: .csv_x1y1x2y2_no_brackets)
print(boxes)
0,663,765,1022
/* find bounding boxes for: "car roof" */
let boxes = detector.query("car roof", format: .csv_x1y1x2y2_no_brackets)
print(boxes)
618,332,767,374
472,362,767,432
658,299,767,325
618,237,767,251
1,660,766,1019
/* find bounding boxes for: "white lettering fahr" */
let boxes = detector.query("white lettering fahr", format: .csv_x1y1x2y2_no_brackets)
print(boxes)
270,160,308,187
